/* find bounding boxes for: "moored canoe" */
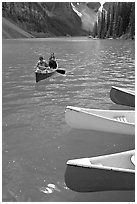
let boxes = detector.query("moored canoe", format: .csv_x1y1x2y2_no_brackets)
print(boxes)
65,106,135,135
65,150,135,192
110,86,135,107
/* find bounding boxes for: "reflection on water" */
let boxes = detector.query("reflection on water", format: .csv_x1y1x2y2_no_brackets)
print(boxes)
2,38,135,202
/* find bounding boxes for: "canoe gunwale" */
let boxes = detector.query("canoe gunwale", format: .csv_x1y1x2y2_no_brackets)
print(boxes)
67,162,135,174
67,150,135,174
35,67,58,74
111,86,135,96
66,106,135,126
110,86,135,107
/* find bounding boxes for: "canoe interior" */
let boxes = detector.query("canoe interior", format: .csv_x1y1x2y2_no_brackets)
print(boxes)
89,153,135,170
67,150,135,172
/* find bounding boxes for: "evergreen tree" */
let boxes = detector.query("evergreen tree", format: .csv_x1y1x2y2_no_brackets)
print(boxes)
129,3,135,39
96,2,135,39
97,11,102,38
117,16,123,37
101,9,106,38
92,22,98,38
106,4,111,38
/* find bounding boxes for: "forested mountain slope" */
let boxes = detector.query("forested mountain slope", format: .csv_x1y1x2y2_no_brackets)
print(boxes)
2,2,135,39
2,17,34,39
2,2,91,38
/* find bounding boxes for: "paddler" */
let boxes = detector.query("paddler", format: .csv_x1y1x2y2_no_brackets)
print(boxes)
35,56,49,70
48,53,57,69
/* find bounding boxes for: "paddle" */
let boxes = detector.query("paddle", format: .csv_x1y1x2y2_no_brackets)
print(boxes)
56,69,66,75
49,60,66,74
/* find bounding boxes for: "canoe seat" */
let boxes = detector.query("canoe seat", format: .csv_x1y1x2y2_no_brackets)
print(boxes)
131,155,135,165
113,116,127,123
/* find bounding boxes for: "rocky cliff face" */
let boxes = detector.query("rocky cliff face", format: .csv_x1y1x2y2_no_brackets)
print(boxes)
41,2,86,36
72,2,101,33
2,2,101,39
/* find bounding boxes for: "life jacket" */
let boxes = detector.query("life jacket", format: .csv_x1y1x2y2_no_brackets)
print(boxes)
37,60,46,66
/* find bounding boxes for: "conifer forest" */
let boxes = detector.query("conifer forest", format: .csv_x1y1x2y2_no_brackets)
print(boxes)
93,2,135,39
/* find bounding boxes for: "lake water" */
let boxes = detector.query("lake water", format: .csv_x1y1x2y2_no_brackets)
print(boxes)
2,37,135,202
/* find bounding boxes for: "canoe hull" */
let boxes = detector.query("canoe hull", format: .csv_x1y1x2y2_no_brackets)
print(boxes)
35,69,56,82
65,164,135,192
65,150,135,192
65,106,135,135
110,86,135,107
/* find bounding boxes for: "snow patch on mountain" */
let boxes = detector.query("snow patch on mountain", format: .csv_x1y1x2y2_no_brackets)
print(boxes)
71,3,82,17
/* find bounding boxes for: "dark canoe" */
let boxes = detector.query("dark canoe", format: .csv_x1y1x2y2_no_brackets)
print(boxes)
65,150,135,192
35,68,57,82
110,86,135,107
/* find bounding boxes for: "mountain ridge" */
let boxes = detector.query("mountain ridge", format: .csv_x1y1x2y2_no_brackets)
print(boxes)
2,2,101,39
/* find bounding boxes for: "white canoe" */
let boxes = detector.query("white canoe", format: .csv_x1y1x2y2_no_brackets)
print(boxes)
110,86,135,107
65,150,135,192
65,106,135,135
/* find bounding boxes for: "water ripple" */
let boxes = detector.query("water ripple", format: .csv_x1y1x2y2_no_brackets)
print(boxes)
3,38,135,202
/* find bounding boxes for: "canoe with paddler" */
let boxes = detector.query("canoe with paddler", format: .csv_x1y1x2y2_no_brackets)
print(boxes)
34,54,65,82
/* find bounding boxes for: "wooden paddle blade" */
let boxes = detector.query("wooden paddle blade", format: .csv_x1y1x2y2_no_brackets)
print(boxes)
56,69,66,74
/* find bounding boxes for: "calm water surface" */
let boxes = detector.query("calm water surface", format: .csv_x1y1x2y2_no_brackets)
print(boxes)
2,37,135,202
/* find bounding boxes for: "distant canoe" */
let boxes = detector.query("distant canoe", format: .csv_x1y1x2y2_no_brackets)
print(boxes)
110,86,135,107
65,106,135,135
88,35,93,38
35,68,57,82
65,150,135,192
